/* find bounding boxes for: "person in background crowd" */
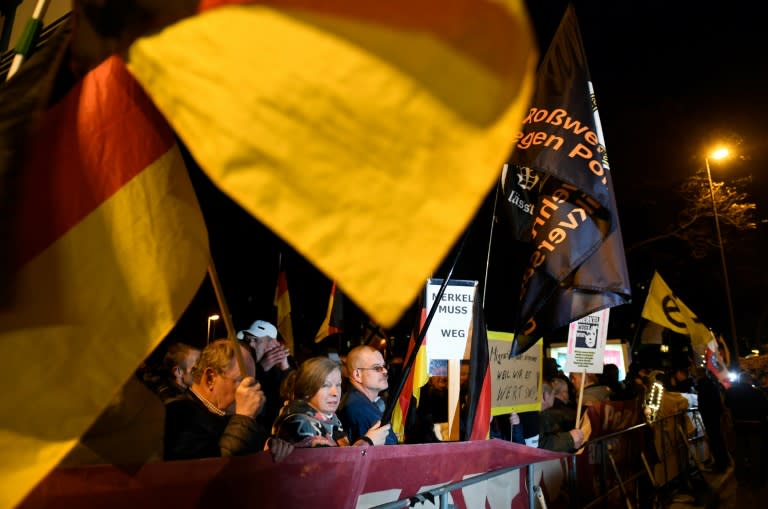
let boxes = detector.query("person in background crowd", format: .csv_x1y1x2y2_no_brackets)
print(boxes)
408,374,449,442
539,380,585,453
139,342,200,404
694,366,730,473
570,371,611,405
273,356,391,447
543,357,562,381
724,370,768,487
667,366,695,394
551,377,571,406
164,339,292,461
237,320,294,429
598,363,619,392
338,345,398,444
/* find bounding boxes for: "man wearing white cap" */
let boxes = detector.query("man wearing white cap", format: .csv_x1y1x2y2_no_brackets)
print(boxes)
237,320,293,428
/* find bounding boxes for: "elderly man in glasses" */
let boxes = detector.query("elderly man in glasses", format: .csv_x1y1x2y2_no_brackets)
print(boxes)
338,345,398,445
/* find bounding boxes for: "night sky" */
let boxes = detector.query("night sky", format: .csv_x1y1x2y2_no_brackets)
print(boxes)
164,1,768,360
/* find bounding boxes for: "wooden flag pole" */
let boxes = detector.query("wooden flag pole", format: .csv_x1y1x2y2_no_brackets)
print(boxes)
208,259,245,374
575,368,586,426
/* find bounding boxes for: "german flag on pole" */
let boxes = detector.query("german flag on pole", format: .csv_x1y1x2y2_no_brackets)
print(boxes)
273,267,294,353
464,293,492,440
390,307,429,442
314,281,344,343
0,53,208,509
127,0,537,329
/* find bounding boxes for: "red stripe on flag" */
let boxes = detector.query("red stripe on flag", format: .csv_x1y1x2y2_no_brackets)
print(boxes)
276,271,288,297
396,332,418,421
196,0,525,76
469,365,492,440
16,57,175,267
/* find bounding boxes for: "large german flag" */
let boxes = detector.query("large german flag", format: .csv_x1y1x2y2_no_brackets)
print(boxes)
0,54,208,508
126,0,536,328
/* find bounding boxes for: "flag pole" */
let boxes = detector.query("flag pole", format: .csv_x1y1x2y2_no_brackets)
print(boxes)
208,259,246,374
382,227,472,425
575,368,586,426
5,0,51,81
629,275,652,355
482,185,500,309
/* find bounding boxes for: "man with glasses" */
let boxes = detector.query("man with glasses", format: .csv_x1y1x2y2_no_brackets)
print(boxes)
338,345,398,444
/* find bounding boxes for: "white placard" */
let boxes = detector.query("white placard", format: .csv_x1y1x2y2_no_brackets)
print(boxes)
425,279,477,361
565,308,610,374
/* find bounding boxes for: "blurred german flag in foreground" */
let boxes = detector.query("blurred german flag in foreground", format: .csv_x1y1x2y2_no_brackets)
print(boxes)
1,0,536,506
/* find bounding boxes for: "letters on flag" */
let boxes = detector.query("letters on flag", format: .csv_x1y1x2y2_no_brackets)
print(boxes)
126,0,537,328
501,5,630,353
641,271,712,345
0,51,208,508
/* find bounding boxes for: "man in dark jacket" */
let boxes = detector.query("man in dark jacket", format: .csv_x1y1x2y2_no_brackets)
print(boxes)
338,345,398,444
164,338,290,460
539,380,585,453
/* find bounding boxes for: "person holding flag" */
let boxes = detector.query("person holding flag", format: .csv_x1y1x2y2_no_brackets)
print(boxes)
338,345,398,445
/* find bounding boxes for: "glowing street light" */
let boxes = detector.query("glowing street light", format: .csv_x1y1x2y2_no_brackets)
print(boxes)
704,146,738,367
207,314,220,344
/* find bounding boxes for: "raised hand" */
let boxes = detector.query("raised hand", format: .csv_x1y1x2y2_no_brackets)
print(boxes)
260,344,290,372
235,377,265,418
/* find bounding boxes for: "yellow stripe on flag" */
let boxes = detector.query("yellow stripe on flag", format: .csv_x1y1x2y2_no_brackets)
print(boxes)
274,270,294,353
0,61,208,508
126,1,536,327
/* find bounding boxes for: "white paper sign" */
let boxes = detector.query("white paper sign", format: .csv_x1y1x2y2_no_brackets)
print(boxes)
565,308,610,374
425,279,477,361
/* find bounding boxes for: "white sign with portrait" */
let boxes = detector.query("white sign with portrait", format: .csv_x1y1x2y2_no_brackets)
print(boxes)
565,308,610,374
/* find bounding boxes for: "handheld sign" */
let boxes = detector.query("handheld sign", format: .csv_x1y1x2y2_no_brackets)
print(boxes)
565,308,610,374
489,331,542,416
425,279,477,361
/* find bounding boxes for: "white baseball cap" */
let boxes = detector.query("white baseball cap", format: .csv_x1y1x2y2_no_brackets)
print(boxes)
236,320,277,340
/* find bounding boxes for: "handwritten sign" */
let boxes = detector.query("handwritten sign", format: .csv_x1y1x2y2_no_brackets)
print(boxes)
565,308,609,373
425,279,477,361
488,331,542,415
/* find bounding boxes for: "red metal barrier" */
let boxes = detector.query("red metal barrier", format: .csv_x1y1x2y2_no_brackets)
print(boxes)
20,440,565,509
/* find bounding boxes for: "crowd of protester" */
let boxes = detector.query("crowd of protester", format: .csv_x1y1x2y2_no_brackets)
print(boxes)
126,321,768,493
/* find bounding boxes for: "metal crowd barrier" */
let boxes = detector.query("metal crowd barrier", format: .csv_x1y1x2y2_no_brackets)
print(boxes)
369,409,705,509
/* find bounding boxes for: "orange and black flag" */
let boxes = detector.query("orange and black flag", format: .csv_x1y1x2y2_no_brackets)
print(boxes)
314,281,344,343
273,266,294,353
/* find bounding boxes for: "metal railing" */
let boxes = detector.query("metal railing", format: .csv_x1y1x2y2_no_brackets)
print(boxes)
368,409,704,509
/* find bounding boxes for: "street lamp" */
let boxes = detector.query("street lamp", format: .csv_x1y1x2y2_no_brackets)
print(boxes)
704,147,738,366
207,314,220,344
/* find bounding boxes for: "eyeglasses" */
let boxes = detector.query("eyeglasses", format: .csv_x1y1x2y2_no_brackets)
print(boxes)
356,365,388,373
